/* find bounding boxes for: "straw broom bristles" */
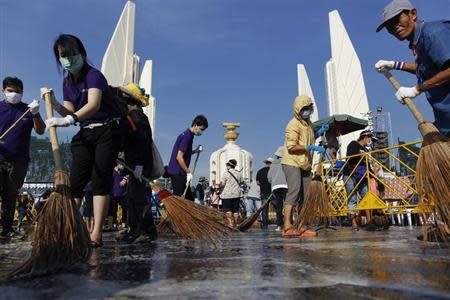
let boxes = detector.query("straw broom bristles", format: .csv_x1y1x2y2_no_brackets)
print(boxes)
152,184,232,243
415,124,450,242
296,175,331,231
9,171,91,278
238,195,272,232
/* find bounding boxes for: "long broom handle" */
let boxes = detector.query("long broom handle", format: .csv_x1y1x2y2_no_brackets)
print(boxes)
44,91,64,171
116,158,164,211
182,150,201,198
41,90,73,117
381,70,426,124
0,107,32,141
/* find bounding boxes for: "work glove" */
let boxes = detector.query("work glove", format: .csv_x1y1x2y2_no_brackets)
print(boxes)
192,145,203,154
375,60,395,72
45,115,75,128
395,86,421,104
133,165,143,182
316,124,330,138
186,173,193,184
307,144,326,154
40,87,53,99
28,99,40,115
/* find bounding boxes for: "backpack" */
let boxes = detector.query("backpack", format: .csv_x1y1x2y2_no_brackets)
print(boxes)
108,86,138,131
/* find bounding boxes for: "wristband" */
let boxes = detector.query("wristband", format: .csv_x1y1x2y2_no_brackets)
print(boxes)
393,61,405,70
70,113,79,124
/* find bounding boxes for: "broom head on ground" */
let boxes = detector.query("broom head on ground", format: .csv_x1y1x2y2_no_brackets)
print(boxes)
382,71,450,242
151,183,232,243
9,91,91,277
296,174,332,231
238,195,272,232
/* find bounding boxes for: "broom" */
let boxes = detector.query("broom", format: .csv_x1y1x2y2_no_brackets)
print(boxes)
116,159,231,242
151,183,232,243
381,70,450,241
9,91,91,278
296,132,333,232
237,194,273,232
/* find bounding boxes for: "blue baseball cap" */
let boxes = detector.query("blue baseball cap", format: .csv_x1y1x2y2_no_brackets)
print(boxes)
376,0,415,32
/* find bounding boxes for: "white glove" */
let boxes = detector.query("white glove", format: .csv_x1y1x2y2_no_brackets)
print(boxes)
133,165,143,182
28,99,40,115
375,60,395,72
40,87,53,99
186,173,193,184
45,115,75,128
395,86,421,104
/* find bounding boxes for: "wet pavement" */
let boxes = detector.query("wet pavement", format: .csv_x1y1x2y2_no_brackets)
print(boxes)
0,226,450,299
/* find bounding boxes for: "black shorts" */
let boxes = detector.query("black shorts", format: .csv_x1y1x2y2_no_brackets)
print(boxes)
222,197,240,213
70,122,121,198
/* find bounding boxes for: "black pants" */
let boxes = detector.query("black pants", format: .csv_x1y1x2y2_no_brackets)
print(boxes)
126,175,156,235
260,193,271,227
272,188,287,227
0,161,28,233
70,122,120,199
170,174,194,201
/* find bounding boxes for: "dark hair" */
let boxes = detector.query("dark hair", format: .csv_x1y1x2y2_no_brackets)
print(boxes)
192,115,208,129
53,34,87,72
2,76,23,92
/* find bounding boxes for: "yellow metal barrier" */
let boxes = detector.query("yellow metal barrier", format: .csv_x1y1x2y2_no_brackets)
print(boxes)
320,140,423,216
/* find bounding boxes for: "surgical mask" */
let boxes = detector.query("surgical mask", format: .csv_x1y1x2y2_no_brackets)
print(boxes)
195,129,203,136
59,54,84,74
4,92,22,104
300,109,313,119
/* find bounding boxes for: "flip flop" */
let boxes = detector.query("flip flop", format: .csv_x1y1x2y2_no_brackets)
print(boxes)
282,227,302,238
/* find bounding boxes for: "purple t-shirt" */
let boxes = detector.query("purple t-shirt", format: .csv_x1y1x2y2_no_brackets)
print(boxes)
63,63,118,126
112,169,127,197
0,100,34,163
167,129,194,176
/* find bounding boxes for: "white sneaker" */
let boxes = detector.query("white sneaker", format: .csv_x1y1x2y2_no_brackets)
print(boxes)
275,226,282,232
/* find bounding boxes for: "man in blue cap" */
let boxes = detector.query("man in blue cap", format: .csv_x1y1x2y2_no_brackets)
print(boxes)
375,0,450,137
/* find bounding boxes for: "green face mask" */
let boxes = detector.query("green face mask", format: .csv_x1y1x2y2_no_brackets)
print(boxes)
59,54,84,74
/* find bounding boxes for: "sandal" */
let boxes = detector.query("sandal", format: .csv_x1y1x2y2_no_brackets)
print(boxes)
282,226,302,238
299,229,318,238
89,240,103,248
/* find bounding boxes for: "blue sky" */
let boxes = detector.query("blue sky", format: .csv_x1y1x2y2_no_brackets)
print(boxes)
1,0,448,180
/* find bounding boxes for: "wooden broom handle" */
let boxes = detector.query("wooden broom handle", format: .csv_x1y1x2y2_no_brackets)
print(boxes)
0,107,32,140
182,151,200,198
382,70,426,124
44,91,64,171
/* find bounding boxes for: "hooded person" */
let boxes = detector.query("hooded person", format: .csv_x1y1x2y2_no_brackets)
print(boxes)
281,95,324,238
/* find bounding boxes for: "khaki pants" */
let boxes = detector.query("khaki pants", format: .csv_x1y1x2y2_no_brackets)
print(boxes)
282,164,311,206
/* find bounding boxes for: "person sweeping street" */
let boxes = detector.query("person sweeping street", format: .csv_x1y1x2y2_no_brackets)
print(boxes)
166,115,208,201
375,0,450,241
44,34,122,247
375,0,450,137
281,95,324,238
0,76,45,239
116,83,158,243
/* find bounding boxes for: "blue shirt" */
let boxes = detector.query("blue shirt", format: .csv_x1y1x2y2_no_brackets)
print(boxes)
410,20,450,135
63,63,119,126
167,129,194,176
0,100,34,163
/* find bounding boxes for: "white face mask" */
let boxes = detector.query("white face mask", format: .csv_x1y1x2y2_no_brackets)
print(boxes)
4,92,22,104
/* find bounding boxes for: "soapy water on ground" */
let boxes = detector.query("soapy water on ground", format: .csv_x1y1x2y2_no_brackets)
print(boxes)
0,226,449,299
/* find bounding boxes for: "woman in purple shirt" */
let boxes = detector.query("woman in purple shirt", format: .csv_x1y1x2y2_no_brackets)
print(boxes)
45,34,121,247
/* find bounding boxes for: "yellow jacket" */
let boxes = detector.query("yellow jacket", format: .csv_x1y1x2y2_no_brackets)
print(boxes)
281,95,315,170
